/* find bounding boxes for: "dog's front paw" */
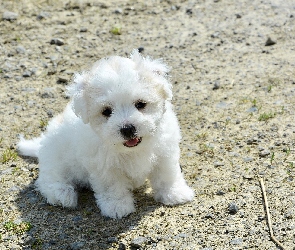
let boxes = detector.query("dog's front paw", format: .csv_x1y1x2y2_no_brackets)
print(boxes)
41,183,78,208
95,195,135,219
154,182,194,205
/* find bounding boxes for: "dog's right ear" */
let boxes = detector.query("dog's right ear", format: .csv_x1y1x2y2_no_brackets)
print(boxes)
66,72,90,124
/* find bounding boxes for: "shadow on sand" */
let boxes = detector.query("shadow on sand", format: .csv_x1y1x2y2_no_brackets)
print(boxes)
16,156,159,249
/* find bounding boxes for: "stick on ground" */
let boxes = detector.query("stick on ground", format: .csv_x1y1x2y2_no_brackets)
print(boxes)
259,178,286,250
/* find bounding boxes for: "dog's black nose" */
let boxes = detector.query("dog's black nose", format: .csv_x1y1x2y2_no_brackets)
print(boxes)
120,124,137,140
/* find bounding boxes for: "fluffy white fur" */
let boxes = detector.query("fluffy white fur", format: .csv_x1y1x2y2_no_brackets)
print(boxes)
17,50,194,219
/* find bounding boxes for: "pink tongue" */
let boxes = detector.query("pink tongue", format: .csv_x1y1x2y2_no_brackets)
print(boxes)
125,138,139,147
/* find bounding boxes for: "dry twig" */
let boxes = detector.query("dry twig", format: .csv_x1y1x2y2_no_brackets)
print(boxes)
259,178,286,250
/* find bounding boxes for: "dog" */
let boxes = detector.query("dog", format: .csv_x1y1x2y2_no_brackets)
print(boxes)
17,50,194,219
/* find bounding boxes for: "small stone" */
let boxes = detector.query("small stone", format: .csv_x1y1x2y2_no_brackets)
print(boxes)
70,242,85,250
107,237,118,243
246,137,258,145
247,106,258,112
243,174,254,180
3,11,18,21
243,157,253,162
41,88,55,98
231,238,243,245
204,213,214,219
16,45,26,54
118,243,126,250
214,161,224,167
7,186,21,192
211,32,220,38
265,37,276,46
22,87,36,93
37,11,50,20
259,150,270,157
23,71,32,77
257,132,265,138
50,38,64,46
228,203,239,214
284,212,293,219
212,81,220,90
174,233,187,239
72,216,82,222
131,237,148,248
57,77,68,85
138,47,144,53
80,27,87,32
114,8,123,14
47,110,54,118
186,9,193,15
216,190,225,195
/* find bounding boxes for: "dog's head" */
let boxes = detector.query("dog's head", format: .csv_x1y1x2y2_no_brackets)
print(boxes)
67,50,172,151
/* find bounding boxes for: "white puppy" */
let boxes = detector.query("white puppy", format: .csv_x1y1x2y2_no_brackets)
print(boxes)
17,50,194,219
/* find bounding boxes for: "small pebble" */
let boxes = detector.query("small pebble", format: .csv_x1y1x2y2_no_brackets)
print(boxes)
50,38,65,46
214,161,224,167
23,71,32,77
246,137,258,145
243,157,253,162
70,242,85,250
216,190,225,195
37,11,50,20
107,237,118,243
3,11,18,21
265,37,276,46
247,106,258,112
131,237,148,248
16,46,26,54
212,81,220,90
41,88,55,98
138,47,144,53
57,77,68,85
259,150,270,157
118,243,126,250
228,203,239,214
204,213,214,219
80,27,87,32
231,238,243,245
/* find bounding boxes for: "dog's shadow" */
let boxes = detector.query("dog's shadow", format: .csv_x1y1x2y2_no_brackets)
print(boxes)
16,156,160,249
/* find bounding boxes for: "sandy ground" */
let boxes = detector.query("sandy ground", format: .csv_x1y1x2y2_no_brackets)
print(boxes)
0,0,295,249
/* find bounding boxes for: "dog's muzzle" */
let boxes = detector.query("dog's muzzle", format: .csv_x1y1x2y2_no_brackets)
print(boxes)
120,124,142,147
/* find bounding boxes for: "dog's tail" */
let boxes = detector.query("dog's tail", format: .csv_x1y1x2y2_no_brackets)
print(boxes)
17,135,43,158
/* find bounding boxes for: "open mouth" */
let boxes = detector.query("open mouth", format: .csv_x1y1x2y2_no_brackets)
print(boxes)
123,137,142,147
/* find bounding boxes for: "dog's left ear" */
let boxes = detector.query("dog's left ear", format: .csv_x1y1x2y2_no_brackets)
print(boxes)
130,49,173,100
66,72,90,124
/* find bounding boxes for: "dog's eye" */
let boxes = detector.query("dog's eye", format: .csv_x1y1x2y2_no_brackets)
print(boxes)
102,107,113,118
135,101,147,110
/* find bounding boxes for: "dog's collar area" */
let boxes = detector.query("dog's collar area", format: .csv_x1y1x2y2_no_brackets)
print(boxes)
123,137,142,147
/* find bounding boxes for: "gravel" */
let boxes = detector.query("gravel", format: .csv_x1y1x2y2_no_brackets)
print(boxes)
2,11,18,21
1,0,295,249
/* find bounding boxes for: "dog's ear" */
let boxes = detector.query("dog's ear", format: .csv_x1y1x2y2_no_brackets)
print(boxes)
66,72,90,124
130,49,173,100
130,49,170,76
